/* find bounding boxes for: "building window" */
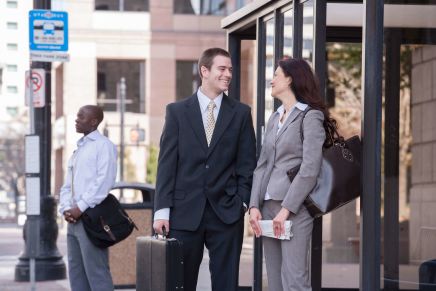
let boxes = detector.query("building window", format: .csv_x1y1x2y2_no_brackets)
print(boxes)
6,65,17,72
97,60,145,113
6,107,18,117
95,0,149,11
7,22,18,29
6,0,18,8
174,0,245,15
176,61,200,101
7,86,18,94
7,43,18,51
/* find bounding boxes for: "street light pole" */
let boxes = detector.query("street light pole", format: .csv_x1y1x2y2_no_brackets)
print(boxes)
15,0,66,282
119,77,126,182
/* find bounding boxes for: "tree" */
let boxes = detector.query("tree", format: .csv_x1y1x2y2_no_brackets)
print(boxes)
0,111,27,218
146,145,158,185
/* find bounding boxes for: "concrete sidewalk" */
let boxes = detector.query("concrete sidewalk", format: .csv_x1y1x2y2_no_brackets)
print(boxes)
0,224,254,291
0,224,69,291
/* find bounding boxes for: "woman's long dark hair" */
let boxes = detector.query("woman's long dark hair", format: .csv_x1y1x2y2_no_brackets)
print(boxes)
278,57,339,147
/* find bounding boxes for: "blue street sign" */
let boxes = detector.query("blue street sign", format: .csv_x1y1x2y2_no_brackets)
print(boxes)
29,10,68,52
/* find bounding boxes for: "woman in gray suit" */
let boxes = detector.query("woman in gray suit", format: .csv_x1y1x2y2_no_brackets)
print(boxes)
249,57,337,291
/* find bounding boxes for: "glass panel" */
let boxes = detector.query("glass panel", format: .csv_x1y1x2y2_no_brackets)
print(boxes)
264,17,275,127
6,44,18,51
7,22,18,29
124,0,149,11
7,86,18,94
302,0,314,64
6,65,17,72
322,42,362,289
6,1,17,8
240,39,258,134
283,9,293,58
97,60,145,113
176,61,200,101
239,38,258,288
396,44,436,290
95,0,149,11
382,5,436,290
174,0,249,16
95,0,118,10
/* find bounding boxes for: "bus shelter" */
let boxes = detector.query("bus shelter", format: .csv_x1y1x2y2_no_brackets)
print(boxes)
222,1,436,290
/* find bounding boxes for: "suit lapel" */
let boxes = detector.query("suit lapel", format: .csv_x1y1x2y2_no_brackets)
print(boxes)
185,94,208,153
275,108,303,142
207,95,236,157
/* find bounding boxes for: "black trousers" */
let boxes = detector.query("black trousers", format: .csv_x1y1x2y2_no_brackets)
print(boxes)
170,201,244,291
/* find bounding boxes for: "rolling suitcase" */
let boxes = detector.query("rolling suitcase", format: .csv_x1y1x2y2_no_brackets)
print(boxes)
136,235,184,291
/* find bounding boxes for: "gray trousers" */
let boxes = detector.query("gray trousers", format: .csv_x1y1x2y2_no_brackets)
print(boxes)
67,220,114,291
261,200,313,291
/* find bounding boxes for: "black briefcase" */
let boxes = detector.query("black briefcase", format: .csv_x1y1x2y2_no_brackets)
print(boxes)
136,235,184,291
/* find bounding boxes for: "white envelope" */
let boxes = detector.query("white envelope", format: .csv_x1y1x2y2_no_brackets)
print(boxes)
258,220,293,240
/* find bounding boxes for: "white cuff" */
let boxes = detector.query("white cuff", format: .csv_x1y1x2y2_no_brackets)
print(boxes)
154,208,170,221
77,200,89,213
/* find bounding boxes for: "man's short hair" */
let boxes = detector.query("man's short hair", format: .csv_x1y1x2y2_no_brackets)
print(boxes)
198,48,231,79
82,105,104,126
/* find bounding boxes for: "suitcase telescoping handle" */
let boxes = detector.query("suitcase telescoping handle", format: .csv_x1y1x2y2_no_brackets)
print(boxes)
154,225,168,239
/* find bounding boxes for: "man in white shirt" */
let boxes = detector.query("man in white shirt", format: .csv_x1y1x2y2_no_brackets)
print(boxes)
59,105,117,291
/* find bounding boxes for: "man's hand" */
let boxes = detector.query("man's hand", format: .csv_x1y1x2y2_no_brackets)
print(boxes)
63,211,76,224
153,219,170,236
69,206,82,221
249,207,262,238
272,207,291,238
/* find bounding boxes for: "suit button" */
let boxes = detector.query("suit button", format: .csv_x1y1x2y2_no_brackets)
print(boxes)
205,165,209,169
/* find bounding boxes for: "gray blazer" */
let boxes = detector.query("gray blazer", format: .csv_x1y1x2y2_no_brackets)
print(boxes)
249,107,325,214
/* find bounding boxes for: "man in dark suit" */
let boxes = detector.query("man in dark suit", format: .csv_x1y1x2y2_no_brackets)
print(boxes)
153,48,257,291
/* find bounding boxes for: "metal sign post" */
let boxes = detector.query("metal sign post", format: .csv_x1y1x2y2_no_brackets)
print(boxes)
17,8,70,286
26,65,40,290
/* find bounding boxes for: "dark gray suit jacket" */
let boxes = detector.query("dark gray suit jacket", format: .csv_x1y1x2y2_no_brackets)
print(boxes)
249,107,325,214
155,93,257,231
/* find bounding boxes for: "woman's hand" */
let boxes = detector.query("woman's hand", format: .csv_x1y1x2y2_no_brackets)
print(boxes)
249,207,263,238
272,207,291,238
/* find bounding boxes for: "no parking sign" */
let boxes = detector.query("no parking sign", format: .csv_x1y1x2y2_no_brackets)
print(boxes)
25,69,45,108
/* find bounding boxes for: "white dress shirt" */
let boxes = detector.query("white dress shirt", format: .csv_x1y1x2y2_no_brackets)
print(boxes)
153,88,223,221
264,102,308,200
59,130,118,214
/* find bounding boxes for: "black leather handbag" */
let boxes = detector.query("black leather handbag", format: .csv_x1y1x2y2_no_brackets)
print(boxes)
81,193,138,248
287,109,361,218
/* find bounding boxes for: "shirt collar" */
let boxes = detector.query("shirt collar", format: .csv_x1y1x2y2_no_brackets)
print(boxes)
277,102,308,117
197,87,223,113
77,130,101,146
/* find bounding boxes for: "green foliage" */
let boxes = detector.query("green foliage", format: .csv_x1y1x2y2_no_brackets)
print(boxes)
327,43,362,95
146,145,159,185
123,147,137,182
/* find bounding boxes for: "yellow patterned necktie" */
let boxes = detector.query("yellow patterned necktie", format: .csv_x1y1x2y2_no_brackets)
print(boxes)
205,100,216,146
